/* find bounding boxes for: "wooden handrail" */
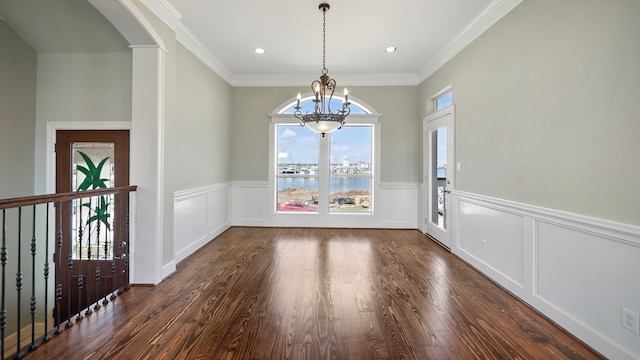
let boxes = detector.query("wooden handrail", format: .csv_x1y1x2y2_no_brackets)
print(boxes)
0,185,137,210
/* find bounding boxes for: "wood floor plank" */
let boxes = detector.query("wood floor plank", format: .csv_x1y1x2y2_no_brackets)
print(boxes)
21,227,603,360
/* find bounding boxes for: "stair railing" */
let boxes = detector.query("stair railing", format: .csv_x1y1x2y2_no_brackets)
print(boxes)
0,185,136,359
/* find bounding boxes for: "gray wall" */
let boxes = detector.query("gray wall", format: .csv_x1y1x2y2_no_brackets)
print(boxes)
0,20,36,198
33,52,132,193
174,43,233,190
420,0,640,226
0,19,40,332
231,86,420,183
135,0,233,265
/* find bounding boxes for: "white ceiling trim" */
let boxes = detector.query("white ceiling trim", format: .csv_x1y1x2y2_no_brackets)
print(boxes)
140,0,522,88
140,0,181,31
174,22,234,84
231,73,420,88
418,0,523,82
141,0,233,84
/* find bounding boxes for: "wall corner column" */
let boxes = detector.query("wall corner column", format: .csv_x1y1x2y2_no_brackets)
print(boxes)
130,45,166,285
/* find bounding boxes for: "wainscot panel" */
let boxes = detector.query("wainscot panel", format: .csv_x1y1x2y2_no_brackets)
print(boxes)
231,181,418,228
231,181,270,226
378,183,418,228
457,199,524,288
174,183,231,262
451,190,640,360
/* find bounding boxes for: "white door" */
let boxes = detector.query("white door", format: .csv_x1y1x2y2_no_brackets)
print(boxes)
423,107,454,248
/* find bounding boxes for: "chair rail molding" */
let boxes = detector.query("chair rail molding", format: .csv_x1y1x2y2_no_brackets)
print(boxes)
450,190,640,359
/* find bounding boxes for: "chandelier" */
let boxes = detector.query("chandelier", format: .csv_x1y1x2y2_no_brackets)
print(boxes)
294,3,351,137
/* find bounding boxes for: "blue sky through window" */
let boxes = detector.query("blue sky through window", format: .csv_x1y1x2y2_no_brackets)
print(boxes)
277,124,371,166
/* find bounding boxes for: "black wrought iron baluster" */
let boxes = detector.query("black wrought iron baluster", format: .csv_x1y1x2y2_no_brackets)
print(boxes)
15,207,24,359
117,195,124,295
1,209,7,359
94,215,101,311
108,194,115,301
75,197,84,321
124,196,130,291
54,202,63,334
42,204,50,342
85,197,92,315
29,205,39,351
102,216,109,306
65,200,73,328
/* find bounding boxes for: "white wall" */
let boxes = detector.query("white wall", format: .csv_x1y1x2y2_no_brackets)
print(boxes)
231,181,417,229
174,184,230,263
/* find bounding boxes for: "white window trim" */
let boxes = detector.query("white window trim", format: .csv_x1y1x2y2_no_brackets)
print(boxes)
427,85,453,114
268,95,382,227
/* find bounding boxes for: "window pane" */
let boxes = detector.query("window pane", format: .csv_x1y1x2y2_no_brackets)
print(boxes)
329,126,372,213
435,91,453,110
71,142,115,260
276,125,319,212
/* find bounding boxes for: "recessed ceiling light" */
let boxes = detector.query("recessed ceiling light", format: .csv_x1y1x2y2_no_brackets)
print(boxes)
254,48,265,54
385,46,397,53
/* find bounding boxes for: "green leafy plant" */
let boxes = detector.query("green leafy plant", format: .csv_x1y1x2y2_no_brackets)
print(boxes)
76,151,111,230
76,151,110,191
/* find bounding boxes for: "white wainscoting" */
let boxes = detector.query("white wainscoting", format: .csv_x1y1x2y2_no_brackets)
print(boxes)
231,181,270,226
452,190,640,360
231,181,418,228
378,183,418,228
174,183,231,263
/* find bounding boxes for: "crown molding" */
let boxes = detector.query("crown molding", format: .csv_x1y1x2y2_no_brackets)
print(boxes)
140,0,182,31
418,0,523,83
174,22,234,84
140,0,233,84
231,73,420,87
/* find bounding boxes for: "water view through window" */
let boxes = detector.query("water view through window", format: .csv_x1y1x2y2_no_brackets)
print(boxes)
276,124,373,213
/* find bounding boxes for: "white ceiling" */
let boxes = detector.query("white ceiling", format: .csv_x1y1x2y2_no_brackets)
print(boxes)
142,0,522,86
0,0,522,87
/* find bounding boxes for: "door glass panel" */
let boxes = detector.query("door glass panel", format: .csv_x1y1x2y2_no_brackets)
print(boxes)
329,126,372,213
276,125,319,212
431,127,446,228
72,142,115,259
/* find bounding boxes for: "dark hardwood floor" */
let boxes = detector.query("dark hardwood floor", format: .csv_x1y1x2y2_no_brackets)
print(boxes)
23,227,601,359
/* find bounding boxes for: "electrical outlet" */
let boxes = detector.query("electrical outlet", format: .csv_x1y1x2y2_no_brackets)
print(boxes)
480,238,486,251
622,307,640,335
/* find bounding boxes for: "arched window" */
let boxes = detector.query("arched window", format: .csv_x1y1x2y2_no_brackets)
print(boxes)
269,93,381,220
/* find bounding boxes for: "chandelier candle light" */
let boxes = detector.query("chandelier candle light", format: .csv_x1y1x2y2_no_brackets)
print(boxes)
294,3,351,137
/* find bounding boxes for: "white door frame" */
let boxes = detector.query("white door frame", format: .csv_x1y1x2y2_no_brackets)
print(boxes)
422,106,455,248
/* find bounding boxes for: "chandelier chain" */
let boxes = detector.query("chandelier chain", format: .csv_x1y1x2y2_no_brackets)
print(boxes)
322,6,327,74
293,3,351,137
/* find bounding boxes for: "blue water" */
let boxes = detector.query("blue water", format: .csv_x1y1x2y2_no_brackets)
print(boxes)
278,177,371,192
